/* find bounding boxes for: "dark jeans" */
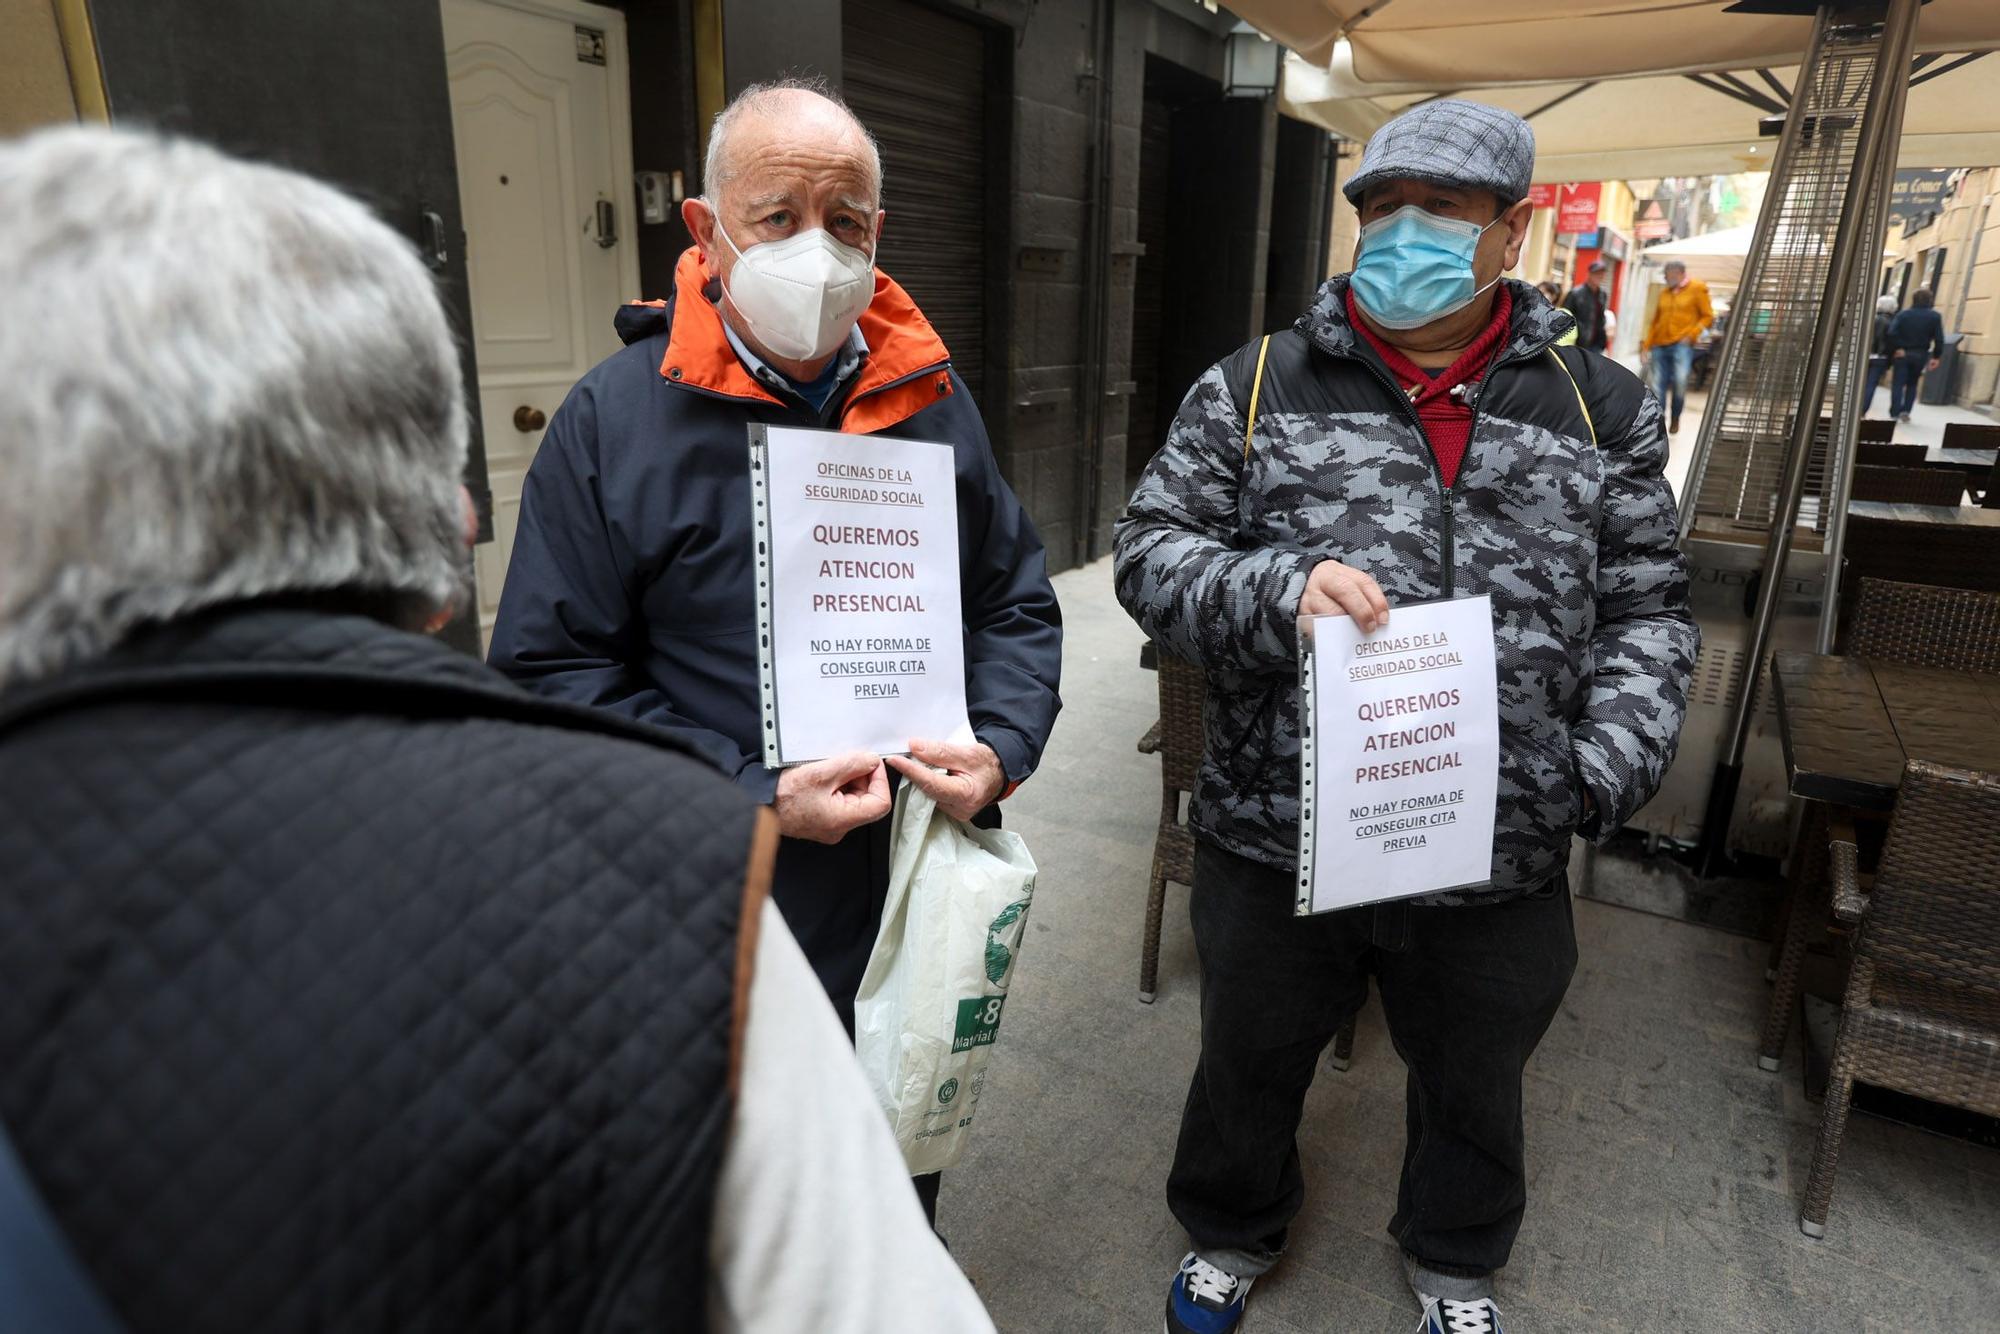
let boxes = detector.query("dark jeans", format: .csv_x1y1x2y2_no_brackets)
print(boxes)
1863,355,1893,414
1890,354,1926,416
1168,841,1577,1298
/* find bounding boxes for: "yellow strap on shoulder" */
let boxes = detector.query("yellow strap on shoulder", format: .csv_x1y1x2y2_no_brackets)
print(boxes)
1244,334,1272,460
1546,346,1596,448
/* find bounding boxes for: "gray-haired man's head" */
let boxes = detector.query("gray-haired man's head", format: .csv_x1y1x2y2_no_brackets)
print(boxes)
0,127,469,687
702,76,881,204
681,78,887,373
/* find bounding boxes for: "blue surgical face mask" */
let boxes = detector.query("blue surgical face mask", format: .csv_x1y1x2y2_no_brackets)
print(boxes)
1349,204,1505,331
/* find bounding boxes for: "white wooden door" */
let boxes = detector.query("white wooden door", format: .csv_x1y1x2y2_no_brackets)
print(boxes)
441,0,637,645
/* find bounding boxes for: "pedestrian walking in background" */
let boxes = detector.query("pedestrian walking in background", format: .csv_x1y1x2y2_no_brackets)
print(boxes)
1641,259,1713,434
1864,293,1900,416
1116,98,1696,1334
1535,279,1562,305
1885,287,1947,422
1561,258,1612,353
0,125,991,1334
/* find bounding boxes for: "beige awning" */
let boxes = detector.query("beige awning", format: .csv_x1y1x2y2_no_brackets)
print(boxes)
1238,0,2000,84
1626,223,1902,285
1280,49,2000,178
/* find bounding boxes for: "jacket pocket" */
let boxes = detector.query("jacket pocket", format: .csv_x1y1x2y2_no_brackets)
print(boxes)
1515,727,1584,835
1212,681,1280,785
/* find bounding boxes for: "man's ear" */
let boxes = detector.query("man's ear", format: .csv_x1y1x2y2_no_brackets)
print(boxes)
682,197,716,270
1499,196,1534,269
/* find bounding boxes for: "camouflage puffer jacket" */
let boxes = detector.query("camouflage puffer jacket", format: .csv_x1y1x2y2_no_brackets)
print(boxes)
1114,278,1697,902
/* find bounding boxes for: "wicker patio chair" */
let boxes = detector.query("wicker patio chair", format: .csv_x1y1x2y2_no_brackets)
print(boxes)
1844,578,2000,673
1800,760,2000,1237
1855,442,1927,468
1848,464,1969,507
1941,421,2000,451
1135,650,1359,1064
1760,579,2000,1070
1838,515,2000,625
1814,417,1894,444
1136,651,1204,1004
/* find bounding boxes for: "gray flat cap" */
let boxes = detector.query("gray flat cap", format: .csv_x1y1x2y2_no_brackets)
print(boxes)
1343,99,1535,206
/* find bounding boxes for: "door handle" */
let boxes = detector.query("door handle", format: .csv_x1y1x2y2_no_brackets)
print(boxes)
419,208,449,272
513,405,547,432
596,198,618,249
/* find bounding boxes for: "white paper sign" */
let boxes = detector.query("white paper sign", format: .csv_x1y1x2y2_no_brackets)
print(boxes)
1296,596,1500,914
750,424,972,766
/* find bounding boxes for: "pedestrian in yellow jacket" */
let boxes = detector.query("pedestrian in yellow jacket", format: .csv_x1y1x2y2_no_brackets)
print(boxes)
1640,260,1713,434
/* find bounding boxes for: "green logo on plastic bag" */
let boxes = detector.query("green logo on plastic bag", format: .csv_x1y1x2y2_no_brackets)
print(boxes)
938,1078,960,1105
953,995,1005,1053
984,898,1030,986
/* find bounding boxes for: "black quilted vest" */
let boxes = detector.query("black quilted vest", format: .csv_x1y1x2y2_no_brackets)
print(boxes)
0,605,762,1333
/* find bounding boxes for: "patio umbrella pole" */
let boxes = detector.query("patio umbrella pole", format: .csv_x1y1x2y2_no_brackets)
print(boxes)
1695,0,1922,877
1816,63,1911,656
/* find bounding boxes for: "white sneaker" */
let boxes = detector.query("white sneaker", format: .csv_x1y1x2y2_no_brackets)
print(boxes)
1418,1295,1505,1334
1164,1252,1254,1334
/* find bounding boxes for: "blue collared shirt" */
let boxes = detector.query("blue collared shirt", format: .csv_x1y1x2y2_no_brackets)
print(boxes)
718,312,868,418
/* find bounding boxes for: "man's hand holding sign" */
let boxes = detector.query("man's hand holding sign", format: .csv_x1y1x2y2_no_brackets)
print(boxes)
1297,594,1502,913
886,738,1007,823
1301,558,1392,633
774,750,893,844
778,739,1004,842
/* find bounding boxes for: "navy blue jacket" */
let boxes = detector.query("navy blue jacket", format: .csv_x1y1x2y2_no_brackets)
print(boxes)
489,248,1062,1011
1887,305,1946,359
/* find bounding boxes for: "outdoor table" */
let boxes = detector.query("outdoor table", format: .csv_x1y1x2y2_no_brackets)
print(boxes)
1845,499,2000,526
1771,651,2000,810
1919,446,1997,501
1769,650,2000,1143
1925,444,1997,471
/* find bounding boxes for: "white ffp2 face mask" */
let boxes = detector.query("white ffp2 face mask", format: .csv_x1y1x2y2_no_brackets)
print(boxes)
713,219,875,362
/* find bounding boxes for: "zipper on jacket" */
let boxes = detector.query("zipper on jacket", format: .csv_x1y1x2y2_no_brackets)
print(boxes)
1332,350,1462,599
1317,330,1556,602
1451,346,1547,596
846,359,953,406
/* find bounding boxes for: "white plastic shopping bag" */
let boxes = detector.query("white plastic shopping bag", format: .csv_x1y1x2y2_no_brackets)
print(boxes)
853,783,1038,1174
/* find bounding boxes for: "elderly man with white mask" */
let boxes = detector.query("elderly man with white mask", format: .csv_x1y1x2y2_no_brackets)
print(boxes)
489,79,1063,1225
0,126,992,1333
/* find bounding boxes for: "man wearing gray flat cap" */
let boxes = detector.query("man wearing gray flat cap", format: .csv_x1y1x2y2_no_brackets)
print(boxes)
1119,99,1694,1334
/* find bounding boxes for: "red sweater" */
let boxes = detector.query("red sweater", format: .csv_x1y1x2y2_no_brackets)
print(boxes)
1348,286,1514,488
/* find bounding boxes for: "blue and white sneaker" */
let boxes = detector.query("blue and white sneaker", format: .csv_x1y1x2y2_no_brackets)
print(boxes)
1418,1295,1505,1333
1164,1252,1253,1334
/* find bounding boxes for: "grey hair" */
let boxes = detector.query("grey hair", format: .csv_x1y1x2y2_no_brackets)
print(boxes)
1877,294,1899,314
703,76,883,204
0,126,469,688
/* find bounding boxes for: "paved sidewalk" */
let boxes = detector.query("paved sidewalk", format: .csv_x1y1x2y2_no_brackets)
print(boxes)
942,557,2000,1333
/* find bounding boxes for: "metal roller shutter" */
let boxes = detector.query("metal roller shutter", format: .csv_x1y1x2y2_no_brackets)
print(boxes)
843,0,989,404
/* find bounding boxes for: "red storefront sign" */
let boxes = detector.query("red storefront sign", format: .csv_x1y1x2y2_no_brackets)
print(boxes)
1556,182,1602,234
1527,183,1558,209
